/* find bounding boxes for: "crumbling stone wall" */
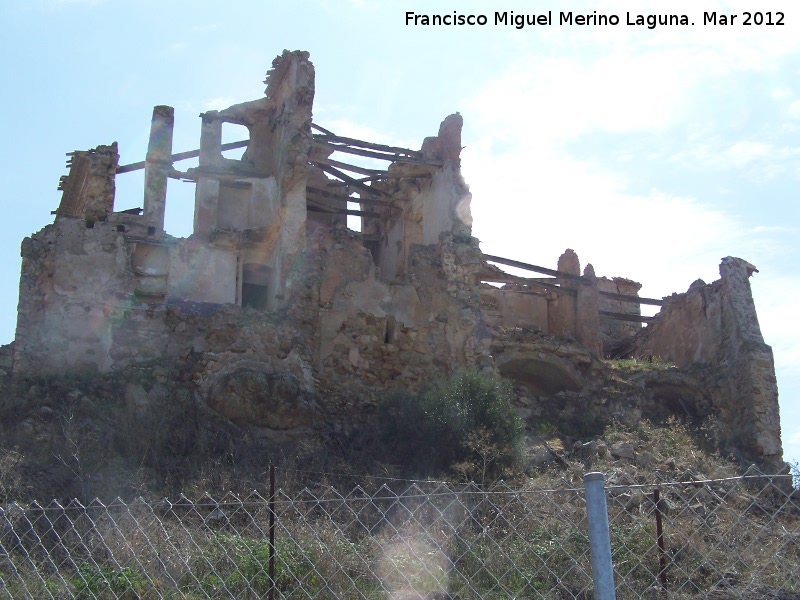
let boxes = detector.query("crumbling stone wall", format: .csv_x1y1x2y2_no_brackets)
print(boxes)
633,258,783,469
598,277,642,354
7,50,786,470
478,248,627,356
14,215,140,373
364,114,472,281
56,143,119,222
191,50,315,311
480,286,549,331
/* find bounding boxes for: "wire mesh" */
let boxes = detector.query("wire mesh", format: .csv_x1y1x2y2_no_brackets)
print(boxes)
0,471,797,599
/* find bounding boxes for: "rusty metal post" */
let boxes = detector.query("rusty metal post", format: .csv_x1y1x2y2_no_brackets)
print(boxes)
654,488,668,589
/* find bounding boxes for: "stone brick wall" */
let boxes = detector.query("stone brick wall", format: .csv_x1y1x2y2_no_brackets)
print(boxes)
598,276,643,354
6,51,786,470
633,258,783,468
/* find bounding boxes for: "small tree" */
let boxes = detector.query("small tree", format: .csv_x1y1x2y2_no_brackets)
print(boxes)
378,369,525,480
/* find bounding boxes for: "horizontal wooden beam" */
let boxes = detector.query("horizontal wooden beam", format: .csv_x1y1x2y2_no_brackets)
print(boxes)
118,132,435,176
116,160,145,174
116,140,249,174
305,185,349,201
310,122,337,137
479,275,576,296
599,290,665,306
306,204,378,218
312,133,423,158
306,187,394,208
600,311,659,324
327,173,429,186
357,172,430,183
313,140,442,167
311,157,386,177
312,163,393,198
483,254,590,284
305,197,338,214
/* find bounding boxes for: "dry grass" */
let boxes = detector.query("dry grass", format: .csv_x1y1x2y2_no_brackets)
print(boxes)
1,449,797,599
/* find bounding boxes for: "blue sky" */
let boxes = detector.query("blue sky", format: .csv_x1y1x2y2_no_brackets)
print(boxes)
1,0,798,465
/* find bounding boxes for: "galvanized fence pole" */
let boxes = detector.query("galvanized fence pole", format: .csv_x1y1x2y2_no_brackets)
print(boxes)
584,472,616,600
269,463,276,600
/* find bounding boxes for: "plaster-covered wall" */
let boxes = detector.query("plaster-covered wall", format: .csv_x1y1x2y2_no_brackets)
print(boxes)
15,217,135,373
168,240,238,305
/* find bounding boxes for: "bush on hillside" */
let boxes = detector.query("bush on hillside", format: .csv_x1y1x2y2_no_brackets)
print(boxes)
377,369,525,480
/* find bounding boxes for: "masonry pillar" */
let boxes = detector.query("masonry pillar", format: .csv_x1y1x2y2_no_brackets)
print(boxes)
548,249,580,336
199,112,222,166
719,257,783,468
143,105,174,231
576,263,601,353
193,112,223,237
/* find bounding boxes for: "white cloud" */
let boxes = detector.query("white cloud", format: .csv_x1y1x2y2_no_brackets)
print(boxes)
460,46,754,295
721,141,772,167
323,118,419,151
467,52,695,145
789,100,800,119
784,427,800,466
190,24,219,33
51,0,105,5
771,88,792,101
669,138,800,181
202,97,237,111
755,276,800,372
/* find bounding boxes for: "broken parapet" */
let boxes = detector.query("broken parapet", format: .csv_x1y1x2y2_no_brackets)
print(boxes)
478,248,639,353
56,143,119,222
634,257,783,468
193,50,314,236
365,113,473,280
421,112,464,162
548,249,602,350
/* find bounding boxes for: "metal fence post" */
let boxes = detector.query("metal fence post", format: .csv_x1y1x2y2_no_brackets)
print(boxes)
584,472,616,600
269,463,276,600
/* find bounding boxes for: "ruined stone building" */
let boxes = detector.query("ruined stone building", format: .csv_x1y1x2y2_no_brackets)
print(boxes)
4,50,785,470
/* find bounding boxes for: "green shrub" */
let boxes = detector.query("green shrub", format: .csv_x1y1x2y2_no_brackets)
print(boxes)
182,531,380,599
73,563,153,600
378,369,525,480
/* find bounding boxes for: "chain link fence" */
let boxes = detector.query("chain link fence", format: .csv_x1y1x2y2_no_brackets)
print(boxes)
1,470,798,599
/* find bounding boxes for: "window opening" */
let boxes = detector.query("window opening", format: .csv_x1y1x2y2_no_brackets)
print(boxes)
242,262,271,310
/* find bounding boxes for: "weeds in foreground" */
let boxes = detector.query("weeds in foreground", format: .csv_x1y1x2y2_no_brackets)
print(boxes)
1,467,797,600
73,564,154,600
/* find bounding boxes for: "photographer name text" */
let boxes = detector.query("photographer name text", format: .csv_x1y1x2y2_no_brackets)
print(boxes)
405,11,785,30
